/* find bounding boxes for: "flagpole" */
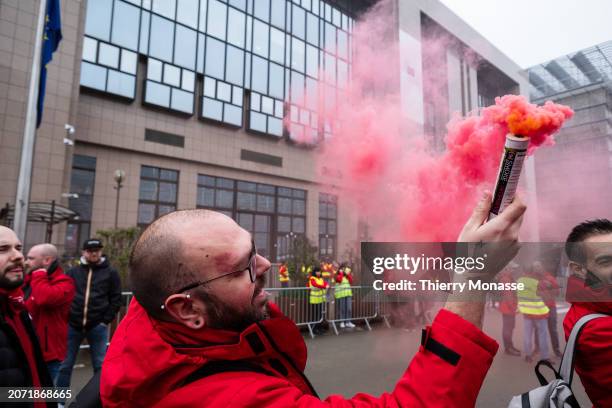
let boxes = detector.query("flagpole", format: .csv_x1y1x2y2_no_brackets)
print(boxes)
14,0,47,241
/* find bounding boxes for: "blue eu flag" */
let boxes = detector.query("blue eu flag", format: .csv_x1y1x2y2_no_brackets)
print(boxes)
36,0,62,128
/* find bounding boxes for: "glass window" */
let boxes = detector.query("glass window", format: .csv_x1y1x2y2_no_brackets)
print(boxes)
229,0,246,10
159,182,177,202
270,0,285,29
216,189,234,208
141,166,159,178
207,0,227,41
270,27,284,64
291,37,305,72
217,177,234,188
145,81,171,107
337,30,348,60
292,198,305,215
107,70,135,98
152,0,176,19
269,63,284,99
98,43,119,69
252,20,269,58
197,33,205,73
227,8,246,48
293,217,305,233
278,197,291,214
251,92,261,110
176,0,199,28
138,203,156,224
85,0,112,41
237,213,253,230
163,64,181,87
217,81,231,102
140,11,150,54
198,174,216,186
249,112,266,133
325,53,336,84
171,88,194,113
238,181,257,191
325,22,336,54
112,0,140,51
198,0,207,32
160,169,178,181
232,86,243,106
278,216,290,232
306,12,318,46
203,76,216,97
337,60,348,88
139,179,158,200
257,195,274,212
224,104,243,126
306,44,318,78
120,50,137,74
150,15,175,62
292,5,305,39
253,0,270,22
202,97,223,120
205,37,226,80
255,214,269,231
261,96,273,114
226,45,244,86
174,25,197,69
237,192,256,210
251,56,268,94
274,100,283,117
268,117,282,136
333,8,341,26
147,58,163,81
80,62,107,91
197,187,214,206
182,70,195,91
82,37,97,62
291,71,304,103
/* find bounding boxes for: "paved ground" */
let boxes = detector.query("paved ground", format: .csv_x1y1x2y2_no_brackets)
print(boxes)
69,306,591,407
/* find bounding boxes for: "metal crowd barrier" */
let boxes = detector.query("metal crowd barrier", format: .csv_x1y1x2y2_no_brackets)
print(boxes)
79,287,392,350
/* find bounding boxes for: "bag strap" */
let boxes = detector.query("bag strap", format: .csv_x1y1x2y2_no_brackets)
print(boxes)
559,313,606,385
181,360,275,387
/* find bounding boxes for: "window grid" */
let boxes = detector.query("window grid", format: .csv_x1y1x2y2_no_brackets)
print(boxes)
80,0,355,139
318,192,337,260
138,165,179,227
196,173,306,262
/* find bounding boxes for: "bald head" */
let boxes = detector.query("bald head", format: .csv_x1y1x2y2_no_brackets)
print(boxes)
130,209,251,318
26,243,58,273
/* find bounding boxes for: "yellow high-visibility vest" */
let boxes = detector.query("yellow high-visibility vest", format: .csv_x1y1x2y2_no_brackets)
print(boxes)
517,276,549,316
334,276,353,299
309,277,326,304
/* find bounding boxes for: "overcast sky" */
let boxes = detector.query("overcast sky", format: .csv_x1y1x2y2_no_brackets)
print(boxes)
438,0,612,68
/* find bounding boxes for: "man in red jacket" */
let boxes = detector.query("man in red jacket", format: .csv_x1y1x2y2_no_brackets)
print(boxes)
0,226,54,407
101,191,525,407
563,219,612,408
25,243,75,383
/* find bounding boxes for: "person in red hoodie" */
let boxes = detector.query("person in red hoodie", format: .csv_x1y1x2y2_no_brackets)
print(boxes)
563,219,612,408
0,226,54,408
101,191,526,407
24,243,75,384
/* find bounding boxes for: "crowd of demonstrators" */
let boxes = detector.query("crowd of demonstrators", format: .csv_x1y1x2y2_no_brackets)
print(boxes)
57,238,122,395
24,243,75,383
563,219,612,408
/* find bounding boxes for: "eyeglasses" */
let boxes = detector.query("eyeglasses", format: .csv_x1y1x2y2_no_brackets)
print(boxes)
174,240,257,295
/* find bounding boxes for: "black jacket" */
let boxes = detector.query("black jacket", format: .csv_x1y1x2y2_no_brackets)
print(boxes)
67,257,122,331
0,306,55,407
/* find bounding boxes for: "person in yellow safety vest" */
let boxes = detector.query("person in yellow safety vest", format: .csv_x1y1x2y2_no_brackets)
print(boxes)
335,263,355,329
307,266,328,335
278,263,289,288
517,263,551,363
301,264,313,280
321,262,334,282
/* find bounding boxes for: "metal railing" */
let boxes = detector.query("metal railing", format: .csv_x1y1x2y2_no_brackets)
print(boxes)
80,286,392,349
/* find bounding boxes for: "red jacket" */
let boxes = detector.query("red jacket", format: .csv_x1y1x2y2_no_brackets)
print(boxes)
539,272,560,308
563,275,612,408
498,271,517,315
335,272,353,285
101,299,498,407
25,262,75,362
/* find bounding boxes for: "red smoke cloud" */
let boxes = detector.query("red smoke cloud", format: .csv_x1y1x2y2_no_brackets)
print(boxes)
313,2,573,242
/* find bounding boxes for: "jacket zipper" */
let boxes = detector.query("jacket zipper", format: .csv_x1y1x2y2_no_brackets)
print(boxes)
82,267,93,329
